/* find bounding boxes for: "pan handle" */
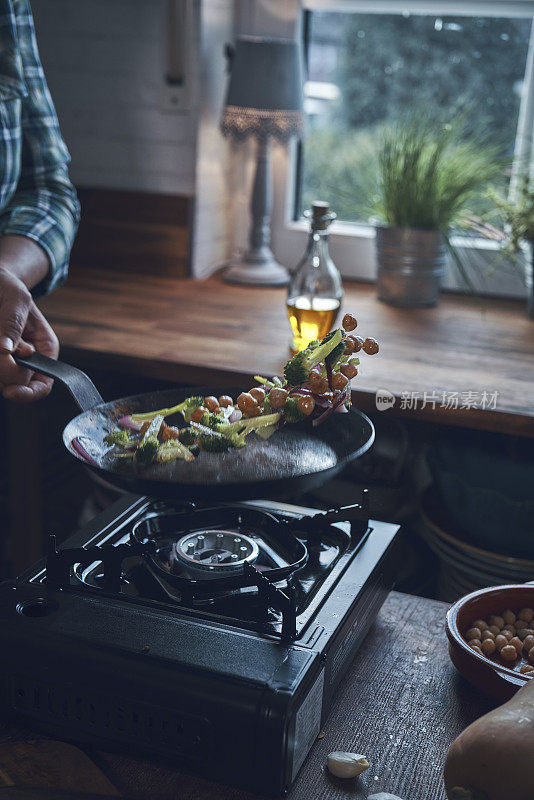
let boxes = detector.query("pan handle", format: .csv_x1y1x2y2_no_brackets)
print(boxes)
14,352,103,412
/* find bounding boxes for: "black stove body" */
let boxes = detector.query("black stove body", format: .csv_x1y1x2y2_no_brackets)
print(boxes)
0,493,400,796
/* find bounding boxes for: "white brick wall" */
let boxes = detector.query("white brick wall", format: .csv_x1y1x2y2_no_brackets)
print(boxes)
32,0,198,194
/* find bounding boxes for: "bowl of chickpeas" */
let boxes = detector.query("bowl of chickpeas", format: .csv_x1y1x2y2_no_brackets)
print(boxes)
446,584,534,700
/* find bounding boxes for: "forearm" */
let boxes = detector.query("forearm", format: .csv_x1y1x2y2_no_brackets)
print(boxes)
0,234,49,291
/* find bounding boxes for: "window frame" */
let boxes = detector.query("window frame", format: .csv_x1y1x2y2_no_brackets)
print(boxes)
269,0,534,298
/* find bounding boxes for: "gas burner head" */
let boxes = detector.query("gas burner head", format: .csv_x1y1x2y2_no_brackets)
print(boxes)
174,530,259,578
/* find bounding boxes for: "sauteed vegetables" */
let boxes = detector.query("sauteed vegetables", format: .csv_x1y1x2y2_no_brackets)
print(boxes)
102,312,379,466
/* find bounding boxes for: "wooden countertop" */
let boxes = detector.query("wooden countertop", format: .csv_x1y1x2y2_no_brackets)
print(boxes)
0,592,495,800
38,268,534,437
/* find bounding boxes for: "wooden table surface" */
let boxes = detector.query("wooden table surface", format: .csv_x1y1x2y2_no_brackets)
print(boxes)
38,268,534,437
0,592,495,800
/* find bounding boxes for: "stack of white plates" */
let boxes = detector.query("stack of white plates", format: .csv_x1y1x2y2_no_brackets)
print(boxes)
418,488,534,603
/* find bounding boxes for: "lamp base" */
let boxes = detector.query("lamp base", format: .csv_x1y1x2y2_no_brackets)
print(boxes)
224,250,289,287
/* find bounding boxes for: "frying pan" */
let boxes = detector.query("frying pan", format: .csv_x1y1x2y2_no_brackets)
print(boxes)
14,352,375,502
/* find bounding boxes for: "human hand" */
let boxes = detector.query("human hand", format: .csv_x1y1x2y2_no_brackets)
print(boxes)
0,266,59,402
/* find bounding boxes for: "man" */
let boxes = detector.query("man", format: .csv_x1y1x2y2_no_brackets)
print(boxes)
0,0,79,402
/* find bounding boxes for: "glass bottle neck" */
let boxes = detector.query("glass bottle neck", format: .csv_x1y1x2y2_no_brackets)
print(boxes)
307,229,330,257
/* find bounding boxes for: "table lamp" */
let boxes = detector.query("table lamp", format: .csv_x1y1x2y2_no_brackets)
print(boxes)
221,36,305,286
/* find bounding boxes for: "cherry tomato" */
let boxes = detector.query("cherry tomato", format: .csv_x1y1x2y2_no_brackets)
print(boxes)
244,403,262,418
162,426,180,442
204,396,219,412
342,313,357,331
250,387,266,403
332,372,348,391
362,337,379,355
218,395,233,408
297,396,315,416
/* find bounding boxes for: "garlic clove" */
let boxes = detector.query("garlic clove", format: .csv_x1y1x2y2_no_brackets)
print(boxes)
327,751,370,778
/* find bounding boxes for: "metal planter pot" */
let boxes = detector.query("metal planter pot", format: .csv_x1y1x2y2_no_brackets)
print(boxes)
376,226,447,308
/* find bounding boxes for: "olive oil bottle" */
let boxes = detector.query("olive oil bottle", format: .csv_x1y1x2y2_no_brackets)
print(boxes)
286,201,343,352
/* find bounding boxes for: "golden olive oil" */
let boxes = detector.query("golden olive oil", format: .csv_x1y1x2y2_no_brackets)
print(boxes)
286,296,341,352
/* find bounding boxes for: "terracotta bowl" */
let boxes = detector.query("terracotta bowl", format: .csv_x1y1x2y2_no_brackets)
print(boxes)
446,584,534,701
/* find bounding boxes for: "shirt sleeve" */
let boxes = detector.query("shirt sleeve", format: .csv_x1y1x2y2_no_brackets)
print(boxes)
0,0,80,297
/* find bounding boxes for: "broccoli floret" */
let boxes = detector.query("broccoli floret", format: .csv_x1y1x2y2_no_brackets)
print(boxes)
132,396,203,424
215,413,281,442
283,329,343,386
135,436,159,465
191,421,247,450
157,439,194,463
198,433,233,453
322,330,346,368
206,412,225,429
283,397,306,423
189,444,200,457
103,430,131,448
178,427,196,446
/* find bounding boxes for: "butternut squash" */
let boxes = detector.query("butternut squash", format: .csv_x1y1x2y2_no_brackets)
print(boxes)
444,678,534,800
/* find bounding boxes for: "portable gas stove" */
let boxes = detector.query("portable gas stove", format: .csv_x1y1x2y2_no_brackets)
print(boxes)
0,491,400,795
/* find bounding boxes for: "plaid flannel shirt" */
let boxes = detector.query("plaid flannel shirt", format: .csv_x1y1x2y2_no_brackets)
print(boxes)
0,0,79,296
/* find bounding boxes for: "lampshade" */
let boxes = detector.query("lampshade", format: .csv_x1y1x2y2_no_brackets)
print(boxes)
221,36,305,142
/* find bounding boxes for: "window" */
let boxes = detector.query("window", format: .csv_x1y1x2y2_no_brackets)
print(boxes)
269,1,534,297
297,9,532,223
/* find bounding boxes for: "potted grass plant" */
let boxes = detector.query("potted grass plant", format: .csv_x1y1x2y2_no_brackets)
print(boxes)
489,175,534,318
371,119,500,307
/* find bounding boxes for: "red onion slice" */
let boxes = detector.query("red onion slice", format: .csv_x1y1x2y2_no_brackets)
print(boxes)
71,437,99,465
118,415,142,432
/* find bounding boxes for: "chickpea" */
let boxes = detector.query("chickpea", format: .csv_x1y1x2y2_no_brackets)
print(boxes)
340,363,358,380
331,372,349,391
140,421,151,437
244,404,262,418
471,645,483,656
342,313,358,331
362,337,379,355
502,609,516,625
204,396,219,412
481,630,495,641
191,406,208,424
481,638,496,656
308,371,329,394
523,635,534,653
347,335,364,353
515,618,529,632
528,646,534,664
501,629,514,641
297,396,315,416
343,337,356,355
500,645,518,662
268,387,289,410
466,627,482,642
495,634,508,652
519,628,534,641
503,624,516,635
520,664,534,674
468,639,482,649
218,395,233,409
519,608,534,623
510,636,524,654
161,426,180,442
489,625,501,636
249,387,266,404
472,619,488,632
237,392,256,414
490,615,505,629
